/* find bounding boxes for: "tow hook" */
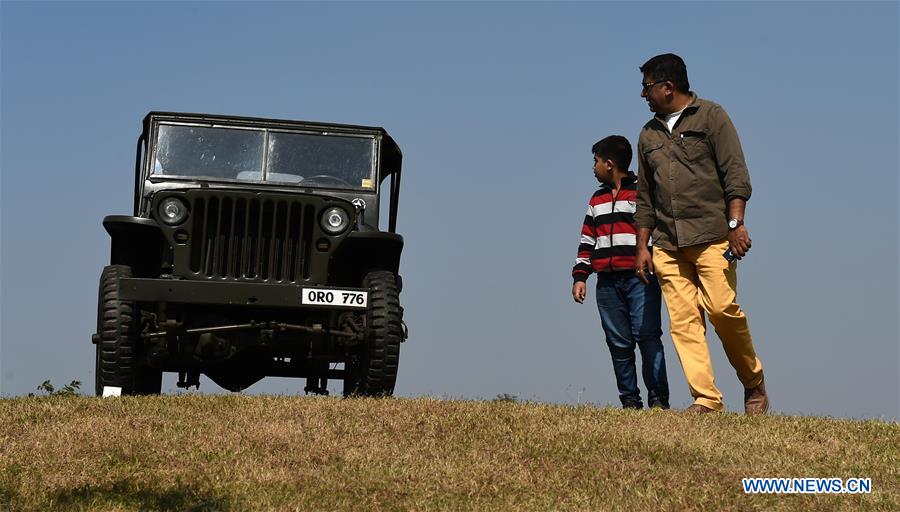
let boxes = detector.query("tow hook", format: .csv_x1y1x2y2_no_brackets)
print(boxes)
304,380,329,396
177,370,201,389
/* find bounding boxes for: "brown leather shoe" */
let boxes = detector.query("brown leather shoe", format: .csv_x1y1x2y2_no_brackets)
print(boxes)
744,378,769,415
685,404,716,413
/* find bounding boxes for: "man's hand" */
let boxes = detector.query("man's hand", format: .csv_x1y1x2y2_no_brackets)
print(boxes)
726,198,751,259
634,246,654,285
572,282,586,304
727,225,752,259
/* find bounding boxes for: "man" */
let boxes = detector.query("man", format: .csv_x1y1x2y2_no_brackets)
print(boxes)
632,53,768,414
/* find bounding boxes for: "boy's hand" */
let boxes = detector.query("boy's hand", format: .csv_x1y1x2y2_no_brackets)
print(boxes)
634,246,654,285
572,282,586,304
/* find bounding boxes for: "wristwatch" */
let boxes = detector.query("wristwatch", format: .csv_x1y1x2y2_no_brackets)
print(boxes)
728,218,744,230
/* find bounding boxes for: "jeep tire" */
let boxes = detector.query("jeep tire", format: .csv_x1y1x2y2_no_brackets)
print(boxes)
345,270,402,397
95,265,162,396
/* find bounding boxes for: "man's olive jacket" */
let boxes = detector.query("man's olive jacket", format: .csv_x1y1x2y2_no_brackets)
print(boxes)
635,94,751,250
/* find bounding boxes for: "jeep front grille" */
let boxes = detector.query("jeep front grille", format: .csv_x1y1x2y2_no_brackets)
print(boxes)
187,195,315,282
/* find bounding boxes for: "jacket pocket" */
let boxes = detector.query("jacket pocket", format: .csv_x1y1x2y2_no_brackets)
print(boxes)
642,142,666,172
681,130,709,162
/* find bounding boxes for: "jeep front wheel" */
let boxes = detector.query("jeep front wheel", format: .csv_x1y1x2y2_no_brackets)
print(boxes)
94,265,162,396
345,270,402,397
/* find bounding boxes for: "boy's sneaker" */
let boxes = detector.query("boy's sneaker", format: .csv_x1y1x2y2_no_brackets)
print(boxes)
622,401,643,410
648,398,670,410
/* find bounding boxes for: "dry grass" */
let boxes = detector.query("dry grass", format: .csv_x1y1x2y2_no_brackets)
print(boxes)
1,395,897,511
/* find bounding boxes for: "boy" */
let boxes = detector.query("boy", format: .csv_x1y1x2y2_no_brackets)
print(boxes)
572,135,669,409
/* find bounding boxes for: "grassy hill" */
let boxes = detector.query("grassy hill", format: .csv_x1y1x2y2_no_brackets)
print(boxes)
1,395,897,511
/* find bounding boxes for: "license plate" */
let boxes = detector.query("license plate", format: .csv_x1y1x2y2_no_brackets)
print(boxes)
301,288,368,308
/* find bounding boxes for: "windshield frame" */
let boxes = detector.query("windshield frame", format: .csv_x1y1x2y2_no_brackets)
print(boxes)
147,120,378,192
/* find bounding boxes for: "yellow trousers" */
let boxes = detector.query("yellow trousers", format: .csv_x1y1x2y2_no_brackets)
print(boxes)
654,238,763,411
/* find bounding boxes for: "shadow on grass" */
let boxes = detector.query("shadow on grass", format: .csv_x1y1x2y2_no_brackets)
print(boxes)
48,480,233,512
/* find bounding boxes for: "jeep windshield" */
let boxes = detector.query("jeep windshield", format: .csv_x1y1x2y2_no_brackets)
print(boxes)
151,123,376,190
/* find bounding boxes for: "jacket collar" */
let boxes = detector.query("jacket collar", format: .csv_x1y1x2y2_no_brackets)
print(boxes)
598,172,637,193
683,92,701,113
653,92,700,123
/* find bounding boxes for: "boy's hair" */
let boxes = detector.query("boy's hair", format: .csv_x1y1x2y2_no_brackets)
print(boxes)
640,53,690,94
592,135,632,172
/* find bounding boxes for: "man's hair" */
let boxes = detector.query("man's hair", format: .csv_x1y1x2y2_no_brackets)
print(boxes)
592,135,632,172
640,53,690,93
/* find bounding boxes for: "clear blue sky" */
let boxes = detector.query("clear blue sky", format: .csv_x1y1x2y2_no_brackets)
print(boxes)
2,1,898,419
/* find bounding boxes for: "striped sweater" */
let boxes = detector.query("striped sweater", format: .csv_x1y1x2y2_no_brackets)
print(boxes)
572,174,641,283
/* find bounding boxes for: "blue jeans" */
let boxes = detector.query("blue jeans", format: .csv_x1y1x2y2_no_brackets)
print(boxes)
595,271,669,408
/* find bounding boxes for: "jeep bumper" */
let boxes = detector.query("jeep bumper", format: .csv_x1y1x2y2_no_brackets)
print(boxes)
118,278,369,309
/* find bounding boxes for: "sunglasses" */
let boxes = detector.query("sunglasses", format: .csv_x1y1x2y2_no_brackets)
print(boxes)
641,80,668,92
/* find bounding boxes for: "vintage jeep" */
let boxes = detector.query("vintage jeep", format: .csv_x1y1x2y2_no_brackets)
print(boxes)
92,112,406,396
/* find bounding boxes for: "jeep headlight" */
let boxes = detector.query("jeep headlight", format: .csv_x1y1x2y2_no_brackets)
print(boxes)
320,206,349,235
158,197,188,225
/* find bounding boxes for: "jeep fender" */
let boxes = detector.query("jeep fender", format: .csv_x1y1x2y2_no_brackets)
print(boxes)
103,215,167,277
329,231,404,286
